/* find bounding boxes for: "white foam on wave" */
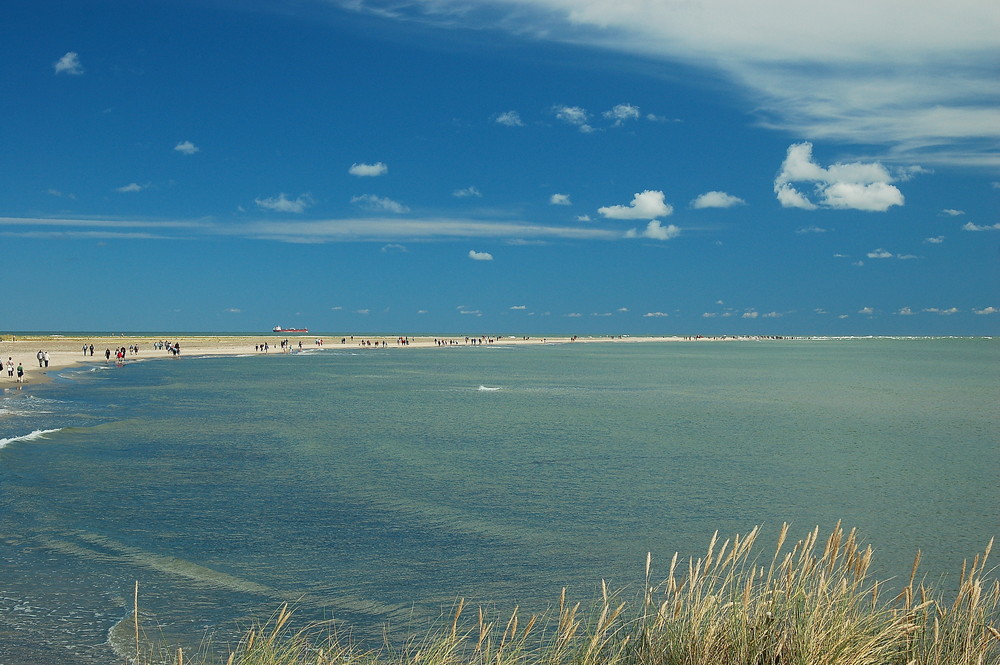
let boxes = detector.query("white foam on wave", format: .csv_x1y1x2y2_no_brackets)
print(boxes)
477,385,502,392
0,428,63,449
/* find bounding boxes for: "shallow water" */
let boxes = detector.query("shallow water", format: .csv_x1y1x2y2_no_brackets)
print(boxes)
1,339,997,664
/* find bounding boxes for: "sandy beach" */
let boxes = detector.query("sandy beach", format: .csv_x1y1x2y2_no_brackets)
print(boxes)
0,333,711,387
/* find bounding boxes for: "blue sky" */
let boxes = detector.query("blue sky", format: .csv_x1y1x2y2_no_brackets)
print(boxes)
3,0,998,335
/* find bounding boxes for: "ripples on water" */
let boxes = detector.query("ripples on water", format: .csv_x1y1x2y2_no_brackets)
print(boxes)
0,339,998,664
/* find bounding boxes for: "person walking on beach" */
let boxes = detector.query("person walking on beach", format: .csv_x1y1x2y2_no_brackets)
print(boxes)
43,351,49,367
36,350,44,367
16,363,24,383
6,358,13,377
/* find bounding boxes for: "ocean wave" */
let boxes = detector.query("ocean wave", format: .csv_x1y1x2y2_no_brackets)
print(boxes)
477,385,502,392
0,428,64,449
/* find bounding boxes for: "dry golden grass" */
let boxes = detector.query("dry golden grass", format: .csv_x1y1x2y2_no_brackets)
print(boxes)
133,524,1000,665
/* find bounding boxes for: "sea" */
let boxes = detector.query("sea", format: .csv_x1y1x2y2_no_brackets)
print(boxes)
0,337,997,664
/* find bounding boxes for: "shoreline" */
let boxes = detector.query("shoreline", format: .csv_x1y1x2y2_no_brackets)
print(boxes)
0,333,783,389
4,331,982,390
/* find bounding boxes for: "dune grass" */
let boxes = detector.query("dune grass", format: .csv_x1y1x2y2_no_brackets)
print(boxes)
135,523,999,665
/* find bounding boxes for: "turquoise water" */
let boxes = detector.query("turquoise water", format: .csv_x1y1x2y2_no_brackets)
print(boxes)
1,339,997,664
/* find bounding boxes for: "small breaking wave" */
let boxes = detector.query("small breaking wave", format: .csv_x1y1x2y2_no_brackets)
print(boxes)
0,428,64,450
477,385,502,392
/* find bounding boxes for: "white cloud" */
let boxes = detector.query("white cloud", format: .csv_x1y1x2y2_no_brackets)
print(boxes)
643,311,669,317
691,191,746,209
763,311,782,318
381,243,408,252
599,190,673,220
468,249,493,261
174,140,199,155
510,305,527,310
925,236,945,244
796,225,828,234
453,186,482,198
356,309,370,315
742,310,759,319
54,51,83,75
349,1,1000,169
553,105,594,133
550,193,571,205
858,307,875,315
774,184,818,210
962,221,1000,231
495,111,524,127
867,248,894,259
115,182,147,193
896,307,915,315
565,312,582,318
576,214,592,222
603,103,640,126
352,194,409,213
617,307,629,312
625,220,681,240
255,193,313,213
349,162,388,177
460,309,483,316
774,142,903,211
941,209,965,216
974,306,998,315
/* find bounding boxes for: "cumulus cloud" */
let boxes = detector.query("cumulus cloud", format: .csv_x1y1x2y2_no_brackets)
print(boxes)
54,51,83,75
962,221,1000,231
553,105,594,133
643,311,669,317
352,194,409,213
115,182,147,193
174,140,199,155
774,142,903,211
468,249,493,261
625,220,681,240
925,236,945,244
550,193,571,205
858,307,875,315
349,162,388,177
974,306,998,315
775,183,818,210
453,186,482,198
255,193,313,213
599,190,673,220
510,305,527,310
603,103,640,126
495,110,524,127
691,191,746,209
576,214,592,222
896,307,916,315
867,248,894,258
